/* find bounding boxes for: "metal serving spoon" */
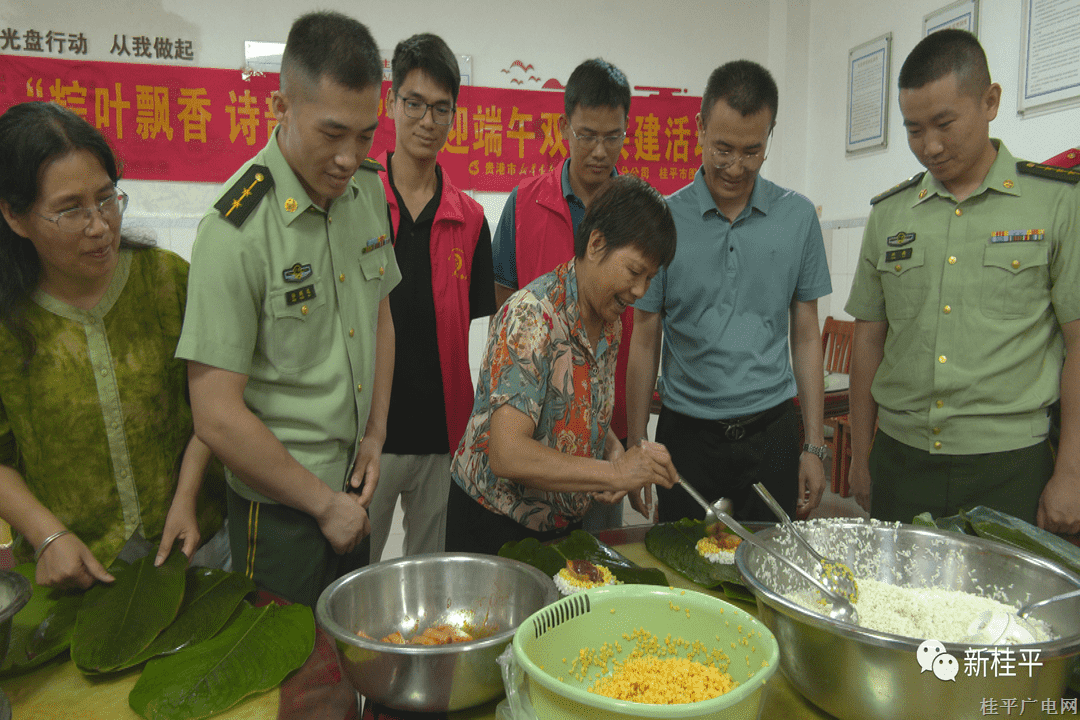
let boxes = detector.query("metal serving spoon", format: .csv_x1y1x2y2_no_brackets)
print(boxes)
675,475,732,537
1018,587,1080,618
715,510,859,624
674,475,857,622
752,482,860,604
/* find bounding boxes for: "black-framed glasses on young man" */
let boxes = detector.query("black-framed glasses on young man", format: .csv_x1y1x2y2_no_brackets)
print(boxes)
38,188,128,234
567,124,626,150
400,97,455,126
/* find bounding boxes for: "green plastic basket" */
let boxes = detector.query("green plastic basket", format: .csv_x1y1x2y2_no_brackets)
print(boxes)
511,584,778,719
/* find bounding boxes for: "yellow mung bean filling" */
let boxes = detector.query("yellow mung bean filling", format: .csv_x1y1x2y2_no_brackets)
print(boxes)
573,627,737,704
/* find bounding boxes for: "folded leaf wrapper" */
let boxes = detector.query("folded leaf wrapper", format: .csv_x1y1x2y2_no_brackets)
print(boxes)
645,519,754,601
499,529,667,586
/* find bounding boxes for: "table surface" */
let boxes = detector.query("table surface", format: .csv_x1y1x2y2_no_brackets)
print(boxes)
1,526,833,720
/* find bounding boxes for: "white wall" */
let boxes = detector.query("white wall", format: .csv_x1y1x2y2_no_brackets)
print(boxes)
802,0,1080,320
6,0,1078,323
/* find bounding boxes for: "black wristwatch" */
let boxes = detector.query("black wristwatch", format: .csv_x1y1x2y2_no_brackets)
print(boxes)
802,443,827,460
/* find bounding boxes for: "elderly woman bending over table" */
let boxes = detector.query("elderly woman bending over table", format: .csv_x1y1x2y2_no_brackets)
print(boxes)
446,175,679,555
0,102,224,589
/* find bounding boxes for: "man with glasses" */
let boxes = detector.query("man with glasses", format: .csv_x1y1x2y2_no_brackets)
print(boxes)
491,57,633,530
367,33,495,561
627,60,831,523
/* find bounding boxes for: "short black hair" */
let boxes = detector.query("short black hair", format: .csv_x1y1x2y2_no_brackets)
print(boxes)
280,11,381,97
899,29,991,96
701,60,778,125
564,59,631,118
574,175,676,269
391,33,460,103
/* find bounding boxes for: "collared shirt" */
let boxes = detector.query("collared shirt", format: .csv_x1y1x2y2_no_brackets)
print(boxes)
383,152,495,455
176,130,401,502
636,169,832,418
491,160,593,289
451,260,618,531
0,248,223,564
846,141,1080,455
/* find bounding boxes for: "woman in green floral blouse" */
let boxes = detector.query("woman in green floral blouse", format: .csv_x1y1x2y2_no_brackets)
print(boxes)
0,102,223,589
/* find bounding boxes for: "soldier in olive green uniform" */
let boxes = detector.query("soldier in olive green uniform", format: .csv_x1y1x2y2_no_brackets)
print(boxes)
846,29,1080,532
177,12,400,606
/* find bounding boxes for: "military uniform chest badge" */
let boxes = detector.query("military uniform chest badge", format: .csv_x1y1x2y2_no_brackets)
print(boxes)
283,263,313,282
887,231,916,247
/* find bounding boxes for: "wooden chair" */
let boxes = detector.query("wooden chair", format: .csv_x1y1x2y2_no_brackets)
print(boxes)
821,316,854,495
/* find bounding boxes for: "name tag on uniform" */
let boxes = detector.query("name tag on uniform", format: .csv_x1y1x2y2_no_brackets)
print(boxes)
990,229,1044,243
285,285,316,306
885,248,913,262
361,234,389,254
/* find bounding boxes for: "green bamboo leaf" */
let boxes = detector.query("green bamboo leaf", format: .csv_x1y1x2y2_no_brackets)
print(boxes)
499,529,667,586
645,519,753,600
71,551,187,673
128,602,315,720
960,506,1080,578
113,568,257,671
0,563,82,676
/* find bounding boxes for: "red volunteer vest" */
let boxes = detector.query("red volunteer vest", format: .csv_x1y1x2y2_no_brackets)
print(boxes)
513,159,633,439
378,153,486,450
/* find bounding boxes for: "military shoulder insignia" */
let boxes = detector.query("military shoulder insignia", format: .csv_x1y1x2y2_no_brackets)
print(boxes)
887,231,916,247
870,172,926,205
214,165,274,228
1016,161,1080,185
358,157,385,174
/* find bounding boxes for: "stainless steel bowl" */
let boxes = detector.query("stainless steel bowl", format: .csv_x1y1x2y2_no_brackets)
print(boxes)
735,519,1080,720
316,552,558,712
0,570,32,720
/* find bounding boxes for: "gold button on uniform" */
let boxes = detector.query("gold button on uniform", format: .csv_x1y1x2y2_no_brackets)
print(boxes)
948,256,957,265
938,355,947,364
936,400,944,408
1012,260,1021,269
357,383,363,393
955,208,963,216
328,216,333,224
349,328,355,337
932,427,941,435
934,441,942,450
339,273,345,282
301,306,309,315
943,305,951,314
895,264,902,271
379,266,385,276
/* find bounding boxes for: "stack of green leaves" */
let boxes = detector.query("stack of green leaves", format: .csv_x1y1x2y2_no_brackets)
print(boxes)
499,529,667,586
644,519,753,601
1,553,316,720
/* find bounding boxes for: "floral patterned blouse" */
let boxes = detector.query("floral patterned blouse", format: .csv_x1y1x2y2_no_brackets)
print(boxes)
450,260,619,531
0,248,224,565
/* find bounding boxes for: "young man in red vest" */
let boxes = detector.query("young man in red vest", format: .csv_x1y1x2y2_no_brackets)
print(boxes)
491,58,633,530
368,33,496,561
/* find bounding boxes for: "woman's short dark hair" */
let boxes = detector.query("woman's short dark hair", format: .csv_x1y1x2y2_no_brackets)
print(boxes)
574,175,676,268
0,101,148,366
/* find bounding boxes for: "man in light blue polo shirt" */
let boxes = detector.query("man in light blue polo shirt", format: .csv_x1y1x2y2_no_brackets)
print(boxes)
627,60,831,522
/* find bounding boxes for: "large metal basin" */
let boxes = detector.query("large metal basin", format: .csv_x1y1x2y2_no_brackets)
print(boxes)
735,519,1080,720
316,552,558,712
0,570,31,720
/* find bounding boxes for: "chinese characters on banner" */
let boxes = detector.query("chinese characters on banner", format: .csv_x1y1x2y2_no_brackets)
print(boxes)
1,55,703,193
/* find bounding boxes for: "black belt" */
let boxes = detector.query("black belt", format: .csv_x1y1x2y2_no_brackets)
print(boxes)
667,401,790,441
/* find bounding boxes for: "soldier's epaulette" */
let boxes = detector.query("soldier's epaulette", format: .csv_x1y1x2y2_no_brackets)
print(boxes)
870,172,925,205
1016,161,1080,185
213,164,274,228
358,157,384,173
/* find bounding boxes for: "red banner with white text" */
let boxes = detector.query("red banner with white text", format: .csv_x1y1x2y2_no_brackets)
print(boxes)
0,54,703,193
